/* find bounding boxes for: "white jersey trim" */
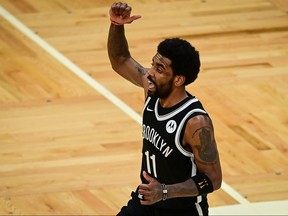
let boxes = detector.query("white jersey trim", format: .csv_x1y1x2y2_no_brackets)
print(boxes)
174,108,207,157
143,96,151,111
195,202,204,215
155,97,199,121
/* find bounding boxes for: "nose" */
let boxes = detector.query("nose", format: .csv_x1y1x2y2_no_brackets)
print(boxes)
147,67,155,77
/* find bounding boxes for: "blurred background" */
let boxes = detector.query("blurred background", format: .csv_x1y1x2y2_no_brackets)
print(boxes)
0,0,287,214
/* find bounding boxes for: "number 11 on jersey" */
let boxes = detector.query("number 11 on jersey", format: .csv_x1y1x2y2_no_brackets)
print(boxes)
144,150,157,178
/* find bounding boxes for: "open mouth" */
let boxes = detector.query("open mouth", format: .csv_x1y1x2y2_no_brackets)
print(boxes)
147,77,156,90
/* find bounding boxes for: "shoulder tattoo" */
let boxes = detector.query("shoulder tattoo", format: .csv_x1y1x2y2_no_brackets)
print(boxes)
193,127,218,164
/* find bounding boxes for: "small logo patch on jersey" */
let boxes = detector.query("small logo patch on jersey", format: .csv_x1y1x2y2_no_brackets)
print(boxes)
166,120,177,133
146,106,153,112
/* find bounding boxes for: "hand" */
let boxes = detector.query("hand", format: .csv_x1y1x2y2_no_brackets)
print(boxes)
109,2,141,25
138,171,162,205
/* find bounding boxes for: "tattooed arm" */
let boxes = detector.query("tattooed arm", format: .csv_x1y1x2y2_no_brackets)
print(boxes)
137,114,222,205
189,114,222,188
107,3,148,89
165,115,222,199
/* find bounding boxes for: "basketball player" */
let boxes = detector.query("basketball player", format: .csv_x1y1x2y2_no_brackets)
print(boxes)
108,2,222,216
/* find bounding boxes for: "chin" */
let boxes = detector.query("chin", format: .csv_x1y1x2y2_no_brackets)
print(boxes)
148,90,156,97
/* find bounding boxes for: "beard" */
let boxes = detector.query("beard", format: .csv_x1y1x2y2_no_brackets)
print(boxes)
147,75,174,99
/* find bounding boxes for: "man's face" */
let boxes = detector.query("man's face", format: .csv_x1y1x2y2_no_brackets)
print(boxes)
147,53,174,98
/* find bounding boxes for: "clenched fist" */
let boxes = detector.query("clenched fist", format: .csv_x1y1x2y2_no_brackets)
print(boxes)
109,2,141,25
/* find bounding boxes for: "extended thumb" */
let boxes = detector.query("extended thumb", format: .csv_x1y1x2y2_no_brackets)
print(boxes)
143,171,154,183
128,15,142,23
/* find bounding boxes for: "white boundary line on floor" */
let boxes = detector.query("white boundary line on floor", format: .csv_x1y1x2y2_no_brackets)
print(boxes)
209,199,288,215
0,6,142,125
0,5,249,206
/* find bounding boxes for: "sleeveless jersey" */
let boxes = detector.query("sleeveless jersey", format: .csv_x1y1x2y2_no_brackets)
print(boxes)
141,93,209,209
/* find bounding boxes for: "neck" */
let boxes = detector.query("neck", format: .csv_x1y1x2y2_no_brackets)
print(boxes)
159,89,188,108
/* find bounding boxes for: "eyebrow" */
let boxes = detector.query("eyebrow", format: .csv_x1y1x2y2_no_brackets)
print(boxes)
152,56,166,69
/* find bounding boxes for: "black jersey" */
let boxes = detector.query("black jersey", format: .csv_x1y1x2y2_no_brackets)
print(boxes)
141,93,209,209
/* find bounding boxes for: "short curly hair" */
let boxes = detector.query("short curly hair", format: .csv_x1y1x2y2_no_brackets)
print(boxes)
157,38,201,85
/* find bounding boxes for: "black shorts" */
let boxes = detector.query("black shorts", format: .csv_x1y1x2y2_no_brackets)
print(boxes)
117,191,209,216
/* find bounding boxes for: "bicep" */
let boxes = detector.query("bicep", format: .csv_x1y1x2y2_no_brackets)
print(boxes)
193,124,218,164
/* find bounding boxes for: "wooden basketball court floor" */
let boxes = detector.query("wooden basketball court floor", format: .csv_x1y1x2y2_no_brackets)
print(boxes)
0,0,287,215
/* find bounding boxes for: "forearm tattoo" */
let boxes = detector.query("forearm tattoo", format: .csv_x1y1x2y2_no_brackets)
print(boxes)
136,64,147,74
194,127,218,164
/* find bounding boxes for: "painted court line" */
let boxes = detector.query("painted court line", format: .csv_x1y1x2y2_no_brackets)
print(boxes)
0,6,141,125
0,6,248,205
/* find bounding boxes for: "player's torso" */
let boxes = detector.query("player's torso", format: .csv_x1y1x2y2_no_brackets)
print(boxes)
141,94,207,184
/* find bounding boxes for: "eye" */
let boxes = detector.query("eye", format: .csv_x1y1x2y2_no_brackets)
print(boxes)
151,61,164,73
151,63,162,73
156,67,162,73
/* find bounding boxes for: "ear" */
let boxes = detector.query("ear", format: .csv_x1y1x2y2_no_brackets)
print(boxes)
174,75,186,86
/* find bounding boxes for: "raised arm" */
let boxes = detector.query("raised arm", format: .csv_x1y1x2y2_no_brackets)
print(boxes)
108,2,148,88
